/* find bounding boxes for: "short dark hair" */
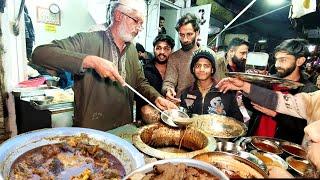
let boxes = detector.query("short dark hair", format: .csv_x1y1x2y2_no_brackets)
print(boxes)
153,34,175,49
175,13,200,32
228,38,249,50
135,43,145,53
160,16,165,21
274,39,310,59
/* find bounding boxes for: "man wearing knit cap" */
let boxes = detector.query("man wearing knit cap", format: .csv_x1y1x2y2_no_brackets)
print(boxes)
32,0,176,131
180,47,243,121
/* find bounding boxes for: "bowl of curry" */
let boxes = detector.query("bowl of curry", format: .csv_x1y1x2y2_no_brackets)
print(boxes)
0,127,144,179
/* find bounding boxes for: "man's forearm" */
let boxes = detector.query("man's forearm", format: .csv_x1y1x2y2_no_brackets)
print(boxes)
244,84,278,111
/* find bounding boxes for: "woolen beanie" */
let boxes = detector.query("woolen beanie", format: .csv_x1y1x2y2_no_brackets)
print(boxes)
190,46,216,76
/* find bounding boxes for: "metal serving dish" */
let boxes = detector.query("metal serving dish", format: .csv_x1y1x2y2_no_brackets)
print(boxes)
0,127,144,178
251,150,288,169
286,156,318,178
124,158,229,180
193,151,268,178
236,151,268,173
226,72,304,89
251,137,283,154
216,141,243,152
280,141,307,159
132,123,216,159
190,114,247,139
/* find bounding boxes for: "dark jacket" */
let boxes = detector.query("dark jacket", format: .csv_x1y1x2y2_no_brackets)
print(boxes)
245,73,318,144
180,83,243,121
135,61,163,120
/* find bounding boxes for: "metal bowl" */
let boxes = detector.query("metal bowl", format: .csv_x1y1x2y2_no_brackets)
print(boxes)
216,141,243,152
123,158,229,180
286,156,318,178
193,151,268,178
251,137,283,154
190,114,247,139
161,109,190,127
251,150,288,169
280,141,307,159
132,123,216,159
0,127,144,178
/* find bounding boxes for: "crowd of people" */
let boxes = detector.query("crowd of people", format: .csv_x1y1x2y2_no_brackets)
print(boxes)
30,0,319,178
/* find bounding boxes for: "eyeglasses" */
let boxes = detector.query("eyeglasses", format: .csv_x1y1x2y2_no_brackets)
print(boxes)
120,12,143,29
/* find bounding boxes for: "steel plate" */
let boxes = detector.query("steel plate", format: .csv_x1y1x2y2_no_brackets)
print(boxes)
226,72,304,89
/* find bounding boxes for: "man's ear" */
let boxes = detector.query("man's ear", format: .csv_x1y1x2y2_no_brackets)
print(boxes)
114,10,122,22
296,57,306,67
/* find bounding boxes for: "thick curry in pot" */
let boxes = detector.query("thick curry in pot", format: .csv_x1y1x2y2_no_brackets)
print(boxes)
9,139,125,179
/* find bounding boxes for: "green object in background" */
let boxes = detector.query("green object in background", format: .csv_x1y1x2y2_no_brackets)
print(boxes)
107,124,139,143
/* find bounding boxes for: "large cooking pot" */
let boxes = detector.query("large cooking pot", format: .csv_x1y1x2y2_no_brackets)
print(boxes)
0,127,145,178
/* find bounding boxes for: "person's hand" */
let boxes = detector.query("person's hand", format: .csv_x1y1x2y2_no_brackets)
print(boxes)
267,165,294,178
252,102,277,117
216,77,249,93
304,120,320,170
83,55,125,85
165,88,181,103
155,97,178,110
304,120,320,143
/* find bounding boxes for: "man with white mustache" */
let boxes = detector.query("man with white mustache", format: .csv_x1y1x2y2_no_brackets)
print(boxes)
32,0,177,131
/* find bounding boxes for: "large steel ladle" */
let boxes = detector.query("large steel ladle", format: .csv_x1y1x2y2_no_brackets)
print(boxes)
124,83,190,126
124,83,170,118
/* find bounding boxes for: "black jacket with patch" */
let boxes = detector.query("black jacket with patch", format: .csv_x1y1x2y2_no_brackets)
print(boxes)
180,83,243,122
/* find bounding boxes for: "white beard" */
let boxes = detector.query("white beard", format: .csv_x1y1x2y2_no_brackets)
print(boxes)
119,22,134,42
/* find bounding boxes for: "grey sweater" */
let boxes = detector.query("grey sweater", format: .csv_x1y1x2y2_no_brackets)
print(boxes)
162,46,198,98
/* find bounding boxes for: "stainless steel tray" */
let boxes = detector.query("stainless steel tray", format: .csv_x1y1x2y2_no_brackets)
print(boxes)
226,72,304,89
30,101,74,110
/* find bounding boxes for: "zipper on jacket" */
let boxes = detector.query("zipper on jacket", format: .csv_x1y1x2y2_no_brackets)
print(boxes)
201,94,205,114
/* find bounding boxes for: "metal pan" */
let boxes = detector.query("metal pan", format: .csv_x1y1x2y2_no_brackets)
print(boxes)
123,158,229,180
251,150,288,170
251,137,283,154
280,141,307,159
286,156,319,178
193,151,268,178
0,127,145,178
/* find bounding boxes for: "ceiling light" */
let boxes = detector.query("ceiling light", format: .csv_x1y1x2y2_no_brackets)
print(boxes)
267,0,286,5
258,39,267,43
308,45,316,53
